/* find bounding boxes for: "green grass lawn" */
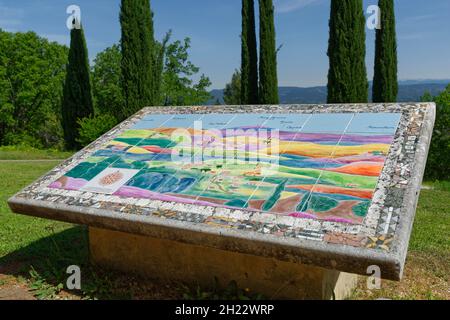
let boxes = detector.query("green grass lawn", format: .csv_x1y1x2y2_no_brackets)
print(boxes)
0,146,72,160
0,154,449,300
352,185,450,300
0,162,74,256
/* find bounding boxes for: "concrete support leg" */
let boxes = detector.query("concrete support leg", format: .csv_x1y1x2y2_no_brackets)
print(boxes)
89,227,358,300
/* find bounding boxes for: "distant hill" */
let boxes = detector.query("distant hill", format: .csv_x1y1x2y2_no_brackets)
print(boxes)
208,80,449,105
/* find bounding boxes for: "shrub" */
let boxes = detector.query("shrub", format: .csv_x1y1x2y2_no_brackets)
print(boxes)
422,85,450,180
0,30,68,149
77,114,118,147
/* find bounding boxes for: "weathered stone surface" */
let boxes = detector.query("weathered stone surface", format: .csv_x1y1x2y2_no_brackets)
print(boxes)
90,227,358,300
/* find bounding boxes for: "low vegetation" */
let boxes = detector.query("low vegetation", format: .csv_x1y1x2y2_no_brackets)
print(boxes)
0,146,72,161
422,85,450,180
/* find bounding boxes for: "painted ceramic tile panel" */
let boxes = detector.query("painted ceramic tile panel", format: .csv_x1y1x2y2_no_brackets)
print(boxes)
49,113,401,224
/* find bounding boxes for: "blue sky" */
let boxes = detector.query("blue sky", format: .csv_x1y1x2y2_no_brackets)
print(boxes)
1,0,449,89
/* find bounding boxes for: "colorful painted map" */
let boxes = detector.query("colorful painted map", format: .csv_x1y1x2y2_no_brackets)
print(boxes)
49,113,401,225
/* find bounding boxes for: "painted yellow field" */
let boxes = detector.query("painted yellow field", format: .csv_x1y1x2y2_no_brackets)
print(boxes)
271,141,390,158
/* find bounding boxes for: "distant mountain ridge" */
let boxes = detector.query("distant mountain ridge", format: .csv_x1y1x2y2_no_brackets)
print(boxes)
208,80,449,105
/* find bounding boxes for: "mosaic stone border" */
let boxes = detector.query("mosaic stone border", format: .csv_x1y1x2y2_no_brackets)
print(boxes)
8,103,435,280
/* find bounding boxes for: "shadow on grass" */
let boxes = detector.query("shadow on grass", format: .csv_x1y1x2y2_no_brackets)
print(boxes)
0,226,141,300
0,226,259,300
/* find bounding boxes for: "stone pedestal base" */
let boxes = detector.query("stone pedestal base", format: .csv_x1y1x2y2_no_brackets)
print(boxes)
89,227,358,300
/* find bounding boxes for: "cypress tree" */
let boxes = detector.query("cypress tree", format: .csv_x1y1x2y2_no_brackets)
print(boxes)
153,32,170,106
259,0,279,104
241,0,259,104
120,0,155,119
372,0,398,102
327,0,368,103
61,23,94,150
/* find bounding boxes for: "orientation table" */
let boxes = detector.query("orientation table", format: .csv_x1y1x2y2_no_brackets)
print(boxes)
9,103,435,299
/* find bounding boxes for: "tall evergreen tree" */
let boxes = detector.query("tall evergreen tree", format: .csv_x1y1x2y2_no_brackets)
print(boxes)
153,31,171,105
259,0,279,104
241,0,259,104
327,0,368,103
120,0,156,119
372,0,398,102
61,24,94,150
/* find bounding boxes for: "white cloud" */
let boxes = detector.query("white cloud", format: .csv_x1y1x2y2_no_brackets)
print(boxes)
0,3,24,30
41,33,70,46
398,32,427,41
41,33,106,49
402,14,436,24
397,13,438,29
274,0,321,13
